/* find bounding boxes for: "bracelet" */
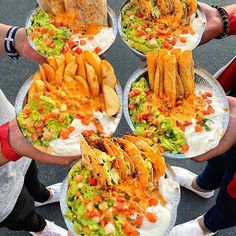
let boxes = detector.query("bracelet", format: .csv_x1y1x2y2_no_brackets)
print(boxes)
212,5,230,39
4,26,20,59
0,123,21,161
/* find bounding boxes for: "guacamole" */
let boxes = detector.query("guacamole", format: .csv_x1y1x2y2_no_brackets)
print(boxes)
28,9,69,56
129,78,187,154
17,95,73,147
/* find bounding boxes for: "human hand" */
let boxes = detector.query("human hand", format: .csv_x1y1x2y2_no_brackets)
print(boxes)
199,3,224,45
15,28,46,64
192,96,236,162
8,119,79,165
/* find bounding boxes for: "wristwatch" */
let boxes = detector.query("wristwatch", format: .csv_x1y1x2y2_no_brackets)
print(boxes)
4,26,21,59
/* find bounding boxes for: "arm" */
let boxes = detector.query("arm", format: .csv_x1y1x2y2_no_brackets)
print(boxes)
0,119,79,166
192,96,236,162
0,23,46,63
199,3,236,44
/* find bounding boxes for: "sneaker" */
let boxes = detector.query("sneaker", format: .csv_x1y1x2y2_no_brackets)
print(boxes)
35,183,62,207
30,220,68,236
171,166,214,198
170,216,217,236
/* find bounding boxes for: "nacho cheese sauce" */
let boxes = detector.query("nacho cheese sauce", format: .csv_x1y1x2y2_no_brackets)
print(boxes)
174,15,205,50
184,86,226,157
49,111,120,156
72,27,115,52
138,176,179,235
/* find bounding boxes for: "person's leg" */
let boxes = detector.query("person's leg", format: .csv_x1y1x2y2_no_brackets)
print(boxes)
0,185,46,232
203,146,236,232
196,155,225,191
24,160,50,203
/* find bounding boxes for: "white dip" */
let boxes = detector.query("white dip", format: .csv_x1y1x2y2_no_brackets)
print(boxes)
184,86,227,157
49,111,120,156
72,27,115,52
138,176,180,236
174,14,205,50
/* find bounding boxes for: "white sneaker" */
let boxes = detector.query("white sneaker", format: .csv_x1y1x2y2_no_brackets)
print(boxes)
35,183,62,207
171,166,214,198
30,220,68,236
170,217,217,236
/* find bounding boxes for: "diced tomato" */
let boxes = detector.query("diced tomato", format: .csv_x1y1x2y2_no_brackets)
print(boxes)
163,40,171,48
205,99,212,105
45,38,53,46
179,125,185,131
80,39,86,46
202,93,207,99
195,124,203,132
122,223,133,234
62,46,69,53
60,130,69,139
100,220,107,227
182,144,190,152
58,115,65,123
184,121,193,126
75,47,83,54
171,37,177,45
205,92,212,97
43,131,52,140
35,121,44,129
40,27,47,33
196,115,203,123
67,126,75,133
48,29,55,36
82,117,91,126
35,128,43,135
88,178,97,186
130,230,140,236
158,146,164,153
202,110,210,115
27,120,35,129
181,28,189,34
95,47,102,54
31,133,38,141
93,195,103,203
68,39,76,49
207,106,215,114
77,114,84,119
88,35,94,40
148,197,158,206
135,215,144,228
23,106,31,115
157,28,167,35
179,37,187,43
129,90,140,98
145,212,157,223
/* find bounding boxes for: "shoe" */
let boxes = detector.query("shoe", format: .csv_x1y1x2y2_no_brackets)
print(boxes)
171,166,214,198
30,220,67,236
35,183,62,207
170,216,217,236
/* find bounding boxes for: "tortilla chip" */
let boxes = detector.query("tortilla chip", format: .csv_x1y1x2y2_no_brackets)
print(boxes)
37,0,53,14
103,84,120,117
85,62,99,97
49,0,65,15
101,60,117,89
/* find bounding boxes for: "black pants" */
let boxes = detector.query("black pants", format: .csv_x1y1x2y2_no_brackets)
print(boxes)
0,161,50,232
196,145,236,232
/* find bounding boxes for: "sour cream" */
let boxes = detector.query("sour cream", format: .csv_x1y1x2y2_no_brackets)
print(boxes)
174,14,205,50
138,176,180,236
72,27,115,52
49,111,120,156
184,86,226,157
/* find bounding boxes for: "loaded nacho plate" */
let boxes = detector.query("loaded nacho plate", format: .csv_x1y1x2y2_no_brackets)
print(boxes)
15,51,122,156
60,133,180,236
118,0,206,58
25,2,117,57
124,50,229,158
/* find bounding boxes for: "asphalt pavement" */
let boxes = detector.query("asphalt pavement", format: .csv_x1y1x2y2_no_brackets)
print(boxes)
0,0,236,235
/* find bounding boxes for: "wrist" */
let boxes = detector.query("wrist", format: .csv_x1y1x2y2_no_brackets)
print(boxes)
15,28,26,57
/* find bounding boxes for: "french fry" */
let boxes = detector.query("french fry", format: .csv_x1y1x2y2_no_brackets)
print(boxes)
55,55,65,68
75,53,87,80
34,79,46,92
39,65,47,81
64,61,78,78
28,82,37,98
64,75,77,89
55,65,64,84
101,60,117,89
84,50,102,78
47,56,58,71
103,84,120,116
85,62,99,97
158,49,168,96
33,71,42,80
65,52,75,65
75,76,90,97
42,63,55,82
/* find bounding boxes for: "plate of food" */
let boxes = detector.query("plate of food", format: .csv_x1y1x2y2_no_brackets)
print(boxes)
60,133,180,236
15,51,122,156
118,0,206,59
124,49,229,158
26,0,117,57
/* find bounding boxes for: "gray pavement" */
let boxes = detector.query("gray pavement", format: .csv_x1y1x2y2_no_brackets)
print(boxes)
0,0,236,235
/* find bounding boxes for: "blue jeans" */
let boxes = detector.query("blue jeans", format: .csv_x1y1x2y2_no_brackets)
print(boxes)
196,145,236,232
